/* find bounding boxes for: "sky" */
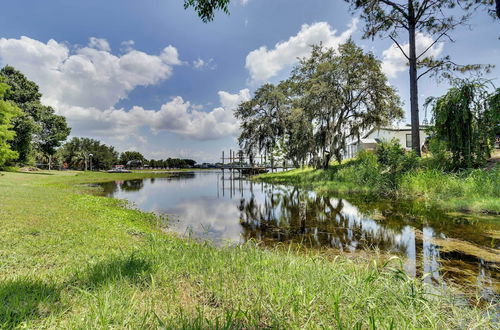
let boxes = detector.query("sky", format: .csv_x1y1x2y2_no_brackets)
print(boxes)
0,0,498,162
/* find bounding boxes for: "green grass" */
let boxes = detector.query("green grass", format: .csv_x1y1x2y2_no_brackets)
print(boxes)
0,170,497,328
257,163,500,214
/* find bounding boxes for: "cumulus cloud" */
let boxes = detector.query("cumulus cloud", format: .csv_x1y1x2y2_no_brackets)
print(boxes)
0,36,249,144
245,18,358,83
88,37,111,52
52,88,250,141
381,32,444,78
0,36,181,109
120,40,135,53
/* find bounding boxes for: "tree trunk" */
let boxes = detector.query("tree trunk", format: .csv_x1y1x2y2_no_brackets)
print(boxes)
408,13,421,156
48,155,51,171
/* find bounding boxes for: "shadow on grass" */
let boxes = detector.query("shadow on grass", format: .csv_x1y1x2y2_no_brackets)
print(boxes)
0,279,60,328
0,254,154,327
15,172,54,176
75,253,154,290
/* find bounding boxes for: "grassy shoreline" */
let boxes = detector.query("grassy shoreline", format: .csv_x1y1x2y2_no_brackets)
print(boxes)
0,170,497,328
255,164,500,215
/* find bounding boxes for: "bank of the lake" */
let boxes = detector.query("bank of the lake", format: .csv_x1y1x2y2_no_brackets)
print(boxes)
0,171,497,328
255,163,500,215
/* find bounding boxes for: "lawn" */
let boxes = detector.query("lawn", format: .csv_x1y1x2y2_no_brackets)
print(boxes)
0,170,496,328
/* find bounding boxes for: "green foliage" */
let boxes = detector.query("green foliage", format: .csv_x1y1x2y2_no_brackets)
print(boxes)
0,66,70,165
336,151,386,190
183,0,230,22
257,151,500,214
235,83,288,163
119,151,146,166
400,166,500,212
237,40,402,170
0,83,21,168
345,1,494,155
376,139,419,188
427,81,498,169
148,158,197,168
59,137,119,170
9,113,37,165
422,138,454,171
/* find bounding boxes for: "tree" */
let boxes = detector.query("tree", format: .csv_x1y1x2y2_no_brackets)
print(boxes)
183,0,230,22
235,83,289,165
292,41,403,168
0,66,42,164
345,0,493,156
237,41,403,169
426,80,499,169
0,66,70,166
35,105,71,170
59,137,119,170
119,151,146,166
0,82,21,168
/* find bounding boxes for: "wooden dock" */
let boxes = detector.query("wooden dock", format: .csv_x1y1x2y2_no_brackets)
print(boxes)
220,149,293,176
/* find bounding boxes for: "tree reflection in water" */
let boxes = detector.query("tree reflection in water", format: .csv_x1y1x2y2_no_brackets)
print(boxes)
238,181,499,300
97,173,499,300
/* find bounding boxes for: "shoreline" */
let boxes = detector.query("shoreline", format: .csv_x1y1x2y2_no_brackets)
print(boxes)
254,166,500,215
0,170,497,328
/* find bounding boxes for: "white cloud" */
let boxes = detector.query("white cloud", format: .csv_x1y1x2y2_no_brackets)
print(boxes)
51,88,250,141
245,18,358,83
0,36,249,145
120,40,135,53
381,32,444,78
193,57,216,70
88,37,111,52
0,36,181,109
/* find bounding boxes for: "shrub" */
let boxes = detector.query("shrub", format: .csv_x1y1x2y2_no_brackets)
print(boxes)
336,151,387,190
375,139,419,188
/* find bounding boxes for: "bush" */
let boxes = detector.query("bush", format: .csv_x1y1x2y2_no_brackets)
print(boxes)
337,151,385,187
375,139,419,188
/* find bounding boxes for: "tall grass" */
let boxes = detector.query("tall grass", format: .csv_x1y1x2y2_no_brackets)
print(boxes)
0,170,496,328
256,158,500,213
400,167,500,213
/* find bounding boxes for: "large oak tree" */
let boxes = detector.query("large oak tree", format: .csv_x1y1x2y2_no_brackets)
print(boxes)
237,41,403,169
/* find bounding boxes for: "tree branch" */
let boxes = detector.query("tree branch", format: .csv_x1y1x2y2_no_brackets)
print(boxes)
389,35,410,60
379,0,409,19
416,30,449,60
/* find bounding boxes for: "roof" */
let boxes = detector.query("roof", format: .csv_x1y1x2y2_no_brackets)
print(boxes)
362,125,431,139
349,138,378,145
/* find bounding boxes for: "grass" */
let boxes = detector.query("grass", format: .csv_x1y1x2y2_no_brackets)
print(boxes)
0,170,497,328
256,161,500,214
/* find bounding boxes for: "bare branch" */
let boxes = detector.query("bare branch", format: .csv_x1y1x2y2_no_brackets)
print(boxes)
389,35,410,60
416,30,449,60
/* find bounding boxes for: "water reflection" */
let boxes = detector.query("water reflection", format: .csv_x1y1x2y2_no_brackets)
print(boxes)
99,171,500,298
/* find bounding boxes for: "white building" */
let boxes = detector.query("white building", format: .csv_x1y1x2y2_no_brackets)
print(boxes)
343,125,431,159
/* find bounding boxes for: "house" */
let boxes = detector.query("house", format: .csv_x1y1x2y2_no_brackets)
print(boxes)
343,125,431,159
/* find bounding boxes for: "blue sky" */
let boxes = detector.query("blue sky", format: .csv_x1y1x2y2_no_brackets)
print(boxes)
0,0,498,162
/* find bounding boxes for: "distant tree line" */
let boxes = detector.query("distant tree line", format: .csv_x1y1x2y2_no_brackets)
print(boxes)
0,65,197,171
148,158,196,169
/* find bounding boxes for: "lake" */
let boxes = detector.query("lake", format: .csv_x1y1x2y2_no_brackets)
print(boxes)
98,170,500,299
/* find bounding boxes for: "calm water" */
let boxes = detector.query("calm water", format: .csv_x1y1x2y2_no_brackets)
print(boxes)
99,171,500,299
